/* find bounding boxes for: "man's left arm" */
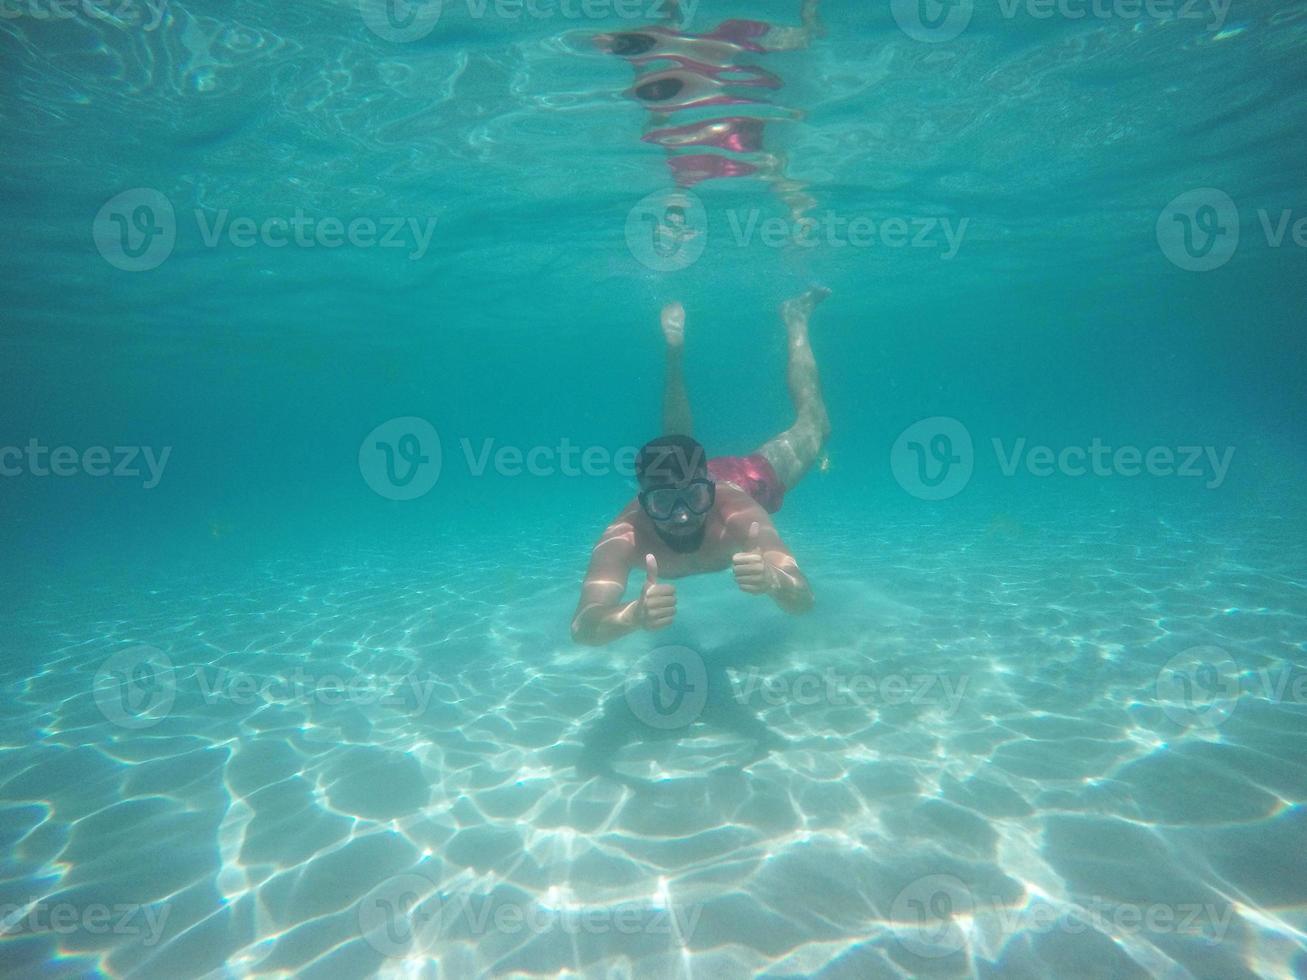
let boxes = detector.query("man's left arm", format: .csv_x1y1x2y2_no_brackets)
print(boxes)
729,512,814,614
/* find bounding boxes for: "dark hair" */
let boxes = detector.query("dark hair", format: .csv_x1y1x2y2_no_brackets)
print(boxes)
635,77,683,102
636,435,708,489
609,32,656,56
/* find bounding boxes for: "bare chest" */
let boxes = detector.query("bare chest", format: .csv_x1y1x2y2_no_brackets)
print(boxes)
633,528,735,579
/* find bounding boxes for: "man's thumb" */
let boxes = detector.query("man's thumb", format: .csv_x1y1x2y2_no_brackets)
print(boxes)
747,521,761,550
645,553,659,587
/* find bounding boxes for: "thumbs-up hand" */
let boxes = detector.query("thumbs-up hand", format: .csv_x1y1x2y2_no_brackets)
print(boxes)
637,554,677,630
732,521,773,595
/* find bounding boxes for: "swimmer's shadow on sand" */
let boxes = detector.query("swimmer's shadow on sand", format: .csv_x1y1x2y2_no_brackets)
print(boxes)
576,624,796,791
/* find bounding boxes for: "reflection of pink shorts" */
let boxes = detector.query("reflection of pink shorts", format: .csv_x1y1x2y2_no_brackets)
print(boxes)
708,453,784,513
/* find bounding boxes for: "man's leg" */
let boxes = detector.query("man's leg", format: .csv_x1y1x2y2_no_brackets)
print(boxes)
764,0,822,51
661,301,693,436
757,286,831,490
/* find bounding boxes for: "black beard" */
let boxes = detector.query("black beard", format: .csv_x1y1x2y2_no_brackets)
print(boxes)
657,525,705,553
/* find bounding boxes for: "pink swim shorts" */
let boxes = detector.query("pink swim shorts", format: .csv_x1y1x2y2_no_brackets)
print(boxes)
707,453,785,513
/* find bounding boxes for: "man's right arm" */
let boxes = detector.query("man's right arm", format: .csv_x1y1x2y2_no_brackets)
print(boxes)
571,520,641,646
571,520,675,645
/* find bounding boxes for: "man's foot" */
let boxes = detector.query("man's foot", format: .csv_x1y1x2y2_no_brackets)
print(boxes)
661,301,685,351
781,285,829,335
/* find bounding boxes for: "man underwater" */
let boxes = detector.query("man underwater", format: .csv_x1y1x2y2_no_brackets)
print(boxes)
571,287,830,645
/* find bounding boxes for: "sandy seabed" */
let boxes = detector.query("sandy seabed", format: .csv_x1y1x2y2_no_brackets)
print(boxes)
2,514,1305,979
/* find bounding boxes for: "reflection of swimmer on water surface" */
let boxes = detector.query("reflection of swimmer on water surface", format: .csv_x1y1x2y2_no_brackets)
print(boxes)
596,1,819,212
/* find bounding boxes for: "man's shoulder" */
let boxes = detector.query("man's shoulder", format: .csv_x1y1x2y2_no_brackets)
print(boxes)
594,502,644,551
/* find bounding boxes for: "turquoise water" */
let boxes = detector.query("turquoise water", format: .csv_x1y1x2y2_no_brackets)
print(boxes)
3,0,1307,977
